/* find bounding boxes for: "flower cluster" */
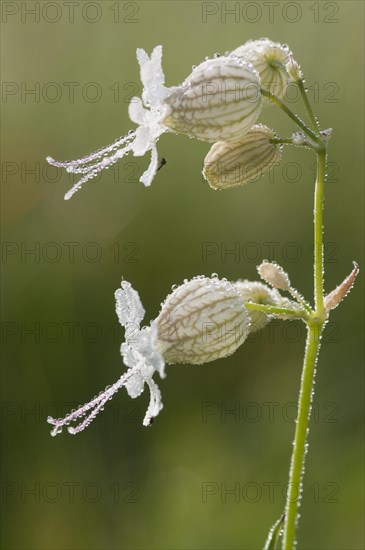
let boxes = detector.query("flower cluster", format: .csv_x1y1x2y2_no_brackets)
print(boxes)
46,38,323,438
47,39,294,199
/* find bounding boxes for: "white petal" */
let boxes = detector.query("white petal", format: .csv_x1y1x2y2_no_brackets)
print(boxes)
120,342,137,369
137,323,166,378
140,145,159,187
136,47,150,71
150,45,165,86
143,377,163,426
115,280,145,329
136,45,168,106
131,126,151,156
128,97,146,125
125,370,145,398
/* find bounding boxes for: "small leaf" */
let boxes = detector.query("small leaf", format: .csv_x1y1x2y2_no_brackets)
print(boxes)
324,262,359,311
263,514,285,550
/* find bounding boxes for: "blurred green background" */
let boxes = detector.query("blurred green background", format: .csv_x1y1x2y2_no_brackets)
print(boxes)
1,1,364,549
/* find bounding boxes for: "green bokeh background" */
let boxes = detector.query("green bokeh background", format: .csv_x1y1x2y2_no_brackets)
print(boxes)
2,1,364,548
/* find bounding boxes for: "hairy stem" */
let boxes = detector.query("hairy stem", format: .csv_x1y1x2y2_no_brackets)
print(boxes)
282,321,323,549
282,142,327,548
296,79,321,132
244,302,306,318
260,89,319,143
287,288,313,315
314,148,327,314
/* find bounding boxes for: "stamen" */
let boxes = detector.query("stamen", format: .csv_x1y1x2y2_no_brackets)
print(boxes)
46,131,135,169
63,142,134,200
47,370,133,436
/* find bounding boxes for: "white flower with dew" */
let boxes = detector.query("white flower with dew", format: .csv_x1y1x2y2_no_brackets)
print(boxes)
203,124,282,190
47,280,165,436
47,45,263,200
48,274,252,436
46,46,171,200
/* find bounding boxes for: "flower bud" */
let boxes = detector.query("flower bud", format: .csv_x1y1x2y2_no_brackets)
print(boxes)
162,56,262,142
286,53,303,82
155,275,250,365
231,39,290,101
234,281,282,331
257,261,291,291
202,124,282,190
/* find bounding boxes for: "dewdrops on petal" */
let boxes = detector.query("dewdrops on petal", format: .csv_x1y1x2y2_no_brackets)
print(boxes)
231,38,290,101
47,46,172,200
47,280,165,436
155,275,250,365
162,56,263,142
203,124,282,190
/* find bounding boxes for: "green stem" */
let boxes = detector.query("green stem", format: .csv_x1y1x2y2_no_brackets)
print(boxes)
282,144,327,549
244,302,306,319
282,321,323,549
260,89,319,143
296,79,321,132
287,288,312,315
314,148,327,314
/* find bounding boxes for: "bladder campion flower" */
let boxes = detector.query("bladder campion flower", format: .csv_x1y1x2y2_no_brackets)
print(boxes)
156,275,251,364
47,275,251,436
163,56,262,141
230,38,291,101
47,46,262,200
203,124,282,189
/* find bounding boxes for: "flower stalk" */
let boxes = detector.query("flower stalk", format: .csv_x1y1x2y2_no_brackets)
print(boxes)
314,147,327,315
260,88,319,143
282,136,328,546
282,320,324,549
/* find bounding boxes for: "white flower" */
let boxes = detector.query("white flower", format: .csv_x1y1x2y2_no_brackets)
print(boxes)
47,274,252,436
47,280,165,436
203,124,282,189
162,56,262,142
156,275,250,364
47,45,263,200
47,46,171,200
